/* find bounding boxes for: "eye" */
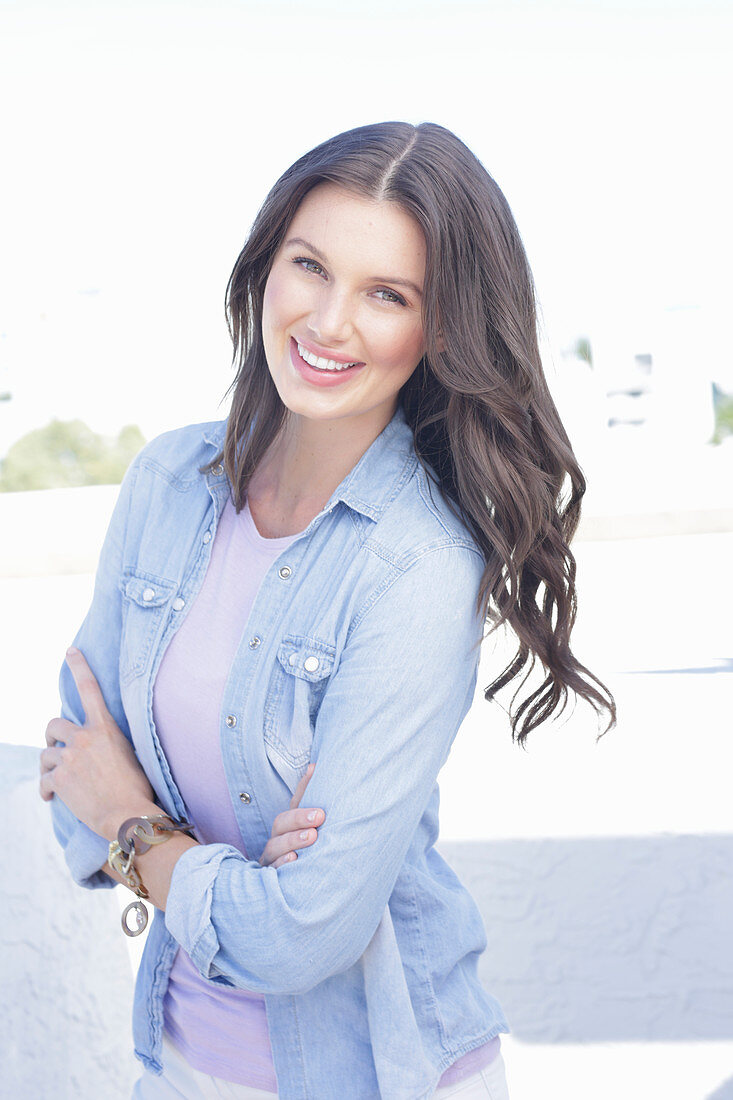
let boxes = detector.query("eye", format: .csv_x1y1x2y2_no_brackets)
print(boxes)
292,256,325,277
374,288,406,307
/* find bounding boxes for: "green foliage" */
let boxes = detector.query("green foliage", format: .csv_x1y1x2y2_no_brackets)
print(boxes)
573,337,593,367
711,385,733,445
0,419,146,491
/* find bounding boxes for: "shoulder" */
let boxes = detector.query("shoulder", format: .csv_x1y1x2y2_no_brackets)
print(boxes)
349,458,486,637
131,419,227,492
368,458,483,571
349,462,486,645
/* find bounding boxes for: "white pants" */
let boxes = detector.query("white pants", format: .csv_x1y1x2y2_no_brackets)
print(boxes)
433,1051,510,1099
132,1029,511,1099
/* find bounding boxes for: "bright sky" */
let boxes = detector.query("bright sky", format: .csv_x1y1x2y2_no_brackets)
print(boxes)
1,0,731,450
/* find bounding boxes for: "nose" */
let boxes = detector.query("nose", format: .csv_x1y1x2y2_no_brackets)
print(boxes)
307,284,353,347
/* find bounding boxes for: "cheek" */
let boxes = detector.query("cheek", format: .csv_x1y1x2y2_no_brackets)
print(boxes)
264,266,313,328
371,321,425,374
262,271,289,331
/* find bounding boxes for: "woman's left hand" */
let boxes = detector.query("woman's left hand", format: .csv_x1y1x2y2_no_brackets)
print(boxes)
39,646,156,840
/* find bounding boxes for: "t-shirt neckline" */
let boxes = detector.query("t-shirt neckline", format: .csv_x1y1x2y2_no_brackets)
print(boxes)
236,496,304,549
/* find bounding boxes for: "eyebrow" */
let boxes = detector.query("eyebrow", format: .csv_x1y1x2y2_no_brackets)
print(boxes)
283,237,423,299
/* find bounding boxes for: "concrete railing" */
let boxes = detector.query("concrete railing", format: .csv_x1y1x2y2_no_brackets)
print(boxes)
1,451,732,579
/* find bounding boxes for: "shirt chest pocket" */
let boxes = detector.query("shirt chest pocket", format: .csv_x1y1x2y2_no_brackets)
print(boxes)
263,635,336,793
119,571,178,686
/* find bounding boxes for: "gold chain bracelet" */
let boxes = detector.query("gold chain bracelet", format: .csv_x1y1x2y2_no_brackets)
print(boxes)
108,814,194,937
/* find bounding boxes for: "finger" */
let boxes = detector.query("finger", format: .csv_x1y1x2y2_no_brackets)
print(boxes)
289,762,315,810
39,768,57,801
272,852,298,869
40,746,64,774
260,826,319,867
270,805,325,839
45,717,77,747
276,827,319,860
65,647,109,726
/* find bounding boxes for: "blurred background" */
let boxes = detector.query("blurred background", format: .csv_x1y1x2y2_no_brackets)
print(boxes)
1,1,731,1097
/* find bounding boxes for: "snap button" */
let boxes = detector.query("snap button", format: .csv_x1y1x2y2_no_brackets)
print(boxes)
249,636,261,649
172,597,185,612
226,715,237,728
278,565,292,580
288,652,297,666
213,464,224,476
239,792,251,804
304,656,320,673
203,531,212,544
142,587,155,602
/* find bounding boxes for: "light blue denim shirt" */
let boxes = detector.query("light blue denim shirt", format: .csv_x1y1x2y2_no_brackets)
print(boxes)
50,404,509,1099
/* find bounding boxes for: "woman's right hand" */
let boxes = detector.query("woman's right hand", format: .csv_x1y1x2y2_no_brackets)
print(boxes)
258,763,326,869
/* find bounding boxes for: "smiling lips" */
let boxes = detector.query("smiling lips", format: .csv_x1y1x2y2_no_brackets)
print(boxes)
296,339,362,371
289,337,365,387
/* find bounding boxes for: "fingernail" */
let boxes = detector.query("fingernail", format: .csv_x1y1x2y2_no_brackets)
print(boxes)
299,830,310,840
66,646,79,657
307,811,317,821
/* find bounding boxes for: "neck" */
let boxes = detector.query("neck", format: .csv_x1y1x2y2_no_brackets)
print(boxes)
246,404,396,537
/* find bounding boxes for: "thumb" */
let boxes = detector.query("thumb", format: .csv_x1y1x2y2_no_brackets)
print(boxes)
289,762,315,810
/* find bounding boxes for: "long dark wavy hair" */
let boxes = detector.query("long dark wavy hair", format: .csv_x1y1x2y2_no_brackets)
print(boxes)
203,120,616,745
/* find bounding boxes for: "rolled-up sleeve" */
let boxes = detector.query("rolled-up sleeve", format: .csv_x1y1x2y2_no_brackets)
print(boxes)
165,543,485,995
49,455,140,890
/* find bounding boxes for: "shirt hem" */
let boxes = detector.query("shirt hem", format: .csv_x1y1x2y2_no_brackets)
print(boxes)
436,1020,510,1076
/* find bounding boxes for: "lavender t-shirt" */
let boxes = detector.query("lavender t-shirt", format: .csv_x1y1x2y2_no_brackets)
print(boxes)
152,495,499,1090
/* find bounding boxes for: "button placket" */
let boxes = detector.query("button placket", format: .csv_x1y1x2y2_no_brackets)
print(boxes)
136,483,228,826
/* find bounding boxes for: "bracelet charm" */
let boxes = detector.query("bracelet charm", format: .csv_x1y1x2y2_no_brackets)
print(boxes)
122,899,149,936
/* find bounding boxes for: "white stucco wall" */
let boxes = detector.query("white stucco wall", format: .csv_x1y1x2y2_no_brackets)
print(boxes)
1,744,138,1099
438,835,733,1044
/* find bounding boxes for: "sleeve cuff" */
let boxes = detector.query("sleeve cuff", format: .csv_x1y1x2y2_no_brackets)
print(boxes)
164,843,247,979
49,795,116,891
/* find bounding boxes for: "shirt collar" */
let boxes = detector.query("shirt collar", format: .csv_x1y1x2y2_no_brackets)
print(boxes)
202,404,417,523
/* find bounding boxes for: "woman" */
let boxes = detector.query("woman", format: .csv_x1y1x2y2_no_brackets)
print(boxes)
40,120,615,1099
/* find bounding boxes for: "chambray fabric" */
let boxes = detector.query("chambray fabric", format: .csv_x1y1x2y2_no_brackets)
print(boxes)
50,404,509,1100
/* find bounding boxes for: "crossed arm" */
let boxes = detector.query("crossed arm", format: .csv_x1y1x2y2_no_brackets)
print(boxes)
39,650,325,906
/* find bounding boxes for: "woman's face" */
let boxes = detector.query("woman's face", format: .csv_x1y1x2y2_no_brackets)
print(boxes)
262,182,427,434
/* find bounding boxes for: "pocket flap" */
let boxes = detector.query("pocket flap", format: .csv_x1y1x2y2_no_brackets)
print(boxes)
276,636,335,681
121,572,178,608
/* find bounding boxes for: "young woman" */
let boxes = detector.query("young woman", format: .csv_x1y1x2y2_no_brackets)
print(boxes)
40,120,615,1099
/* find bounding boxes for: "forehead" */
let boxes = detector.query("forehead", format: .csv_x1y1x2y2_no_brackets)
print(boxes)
286,182,426,276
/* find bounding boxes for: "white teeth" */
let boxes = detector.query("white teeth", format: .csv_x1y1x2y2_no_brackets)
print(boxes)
297,341,359,372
